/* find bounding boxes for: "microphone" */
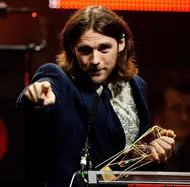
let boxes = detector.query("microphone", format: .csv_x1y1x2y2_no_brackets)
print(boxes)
80,86,102,181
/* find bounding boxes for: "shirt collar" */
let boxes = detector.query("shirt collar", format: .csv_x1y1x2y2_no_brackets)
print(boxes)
108,81,127,98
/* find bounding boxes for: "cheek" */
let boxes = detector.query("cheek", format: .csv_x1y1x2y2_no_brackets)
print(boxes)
104,52,117,67
76,55,89,68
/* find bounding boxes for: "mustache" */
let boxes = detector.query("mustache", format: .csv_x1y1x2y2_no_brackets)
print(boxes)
86,67,104,71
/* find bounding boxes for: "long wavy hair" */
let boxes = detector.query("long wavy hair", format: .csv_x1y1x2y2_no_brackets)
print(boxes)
56,5,138,83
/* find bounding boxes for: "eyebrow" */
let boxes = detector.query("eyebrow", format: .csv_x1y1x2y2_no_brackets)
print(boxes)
77,42,112,49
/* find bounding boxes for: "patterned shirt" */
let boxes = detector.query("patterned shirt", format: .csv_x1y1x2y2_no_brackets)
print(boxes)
108,81,140,148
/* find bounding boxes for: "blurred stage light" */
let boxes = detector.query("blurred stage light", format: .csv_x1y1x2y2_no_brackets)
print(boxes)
31,12,37,18
49,0,190,12
0,118,7,160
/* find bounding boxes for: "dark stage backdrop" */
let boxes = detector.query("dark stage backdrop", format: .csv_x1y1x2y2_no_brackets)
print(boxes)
0,2,190,186
0,49,25,186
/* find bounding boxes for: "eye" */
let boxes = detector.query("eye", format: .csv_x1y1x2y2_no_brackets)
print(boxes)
77,46,92,55
169,104,180,113
99,44,111,53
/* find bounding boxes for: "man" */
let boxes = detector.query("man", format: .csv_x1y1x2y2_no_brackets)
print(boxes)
150,69,190,171
17,6,175,187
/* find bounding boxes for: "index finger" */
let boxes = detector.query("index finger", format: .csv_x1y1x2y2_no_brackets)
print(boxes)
42,81,51,92
159,136,175,150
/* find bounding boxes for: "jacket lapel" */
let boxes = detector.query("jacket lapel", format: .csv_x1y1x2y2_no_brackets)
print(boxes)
129,76,151,136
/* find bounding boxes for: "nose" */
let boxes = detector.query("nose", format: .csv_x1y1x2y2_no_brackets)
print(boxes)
181,112,188,121
91,50,100,65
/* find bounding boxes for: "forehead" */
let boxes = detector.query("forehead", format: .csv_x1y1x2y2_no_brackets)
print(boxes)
165,88,190,106
76,29,117,47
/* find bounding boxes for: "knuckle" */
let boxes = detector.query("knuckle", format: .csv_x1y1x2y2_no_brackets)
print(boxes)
166,144,172,151
159,150,166,157
33,82,40,88
28,85,33,91
24,90,29,96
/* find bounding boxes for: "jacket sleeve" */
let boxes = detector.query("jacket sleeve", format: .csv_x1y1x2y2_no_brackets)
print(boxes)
133,76,171,171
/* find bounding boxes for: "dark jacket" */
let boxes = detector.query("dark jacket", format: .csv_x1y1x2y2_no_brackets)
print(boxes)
16,63,151,187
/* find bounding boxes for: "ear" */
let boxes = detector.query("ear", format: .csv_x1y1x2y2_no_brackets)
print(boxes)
118,34,125,52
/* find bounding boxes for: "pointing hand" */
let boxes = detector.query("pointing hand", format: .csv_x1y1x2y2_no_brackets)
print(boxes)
24,81,55,106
